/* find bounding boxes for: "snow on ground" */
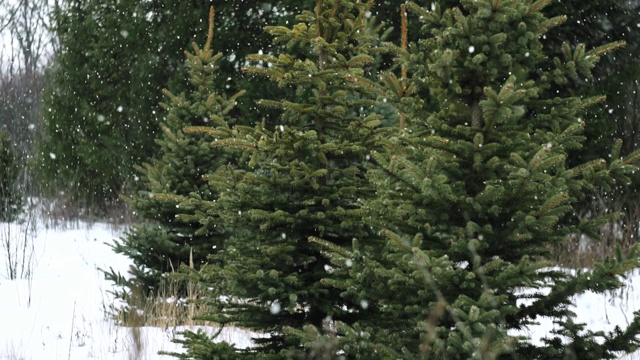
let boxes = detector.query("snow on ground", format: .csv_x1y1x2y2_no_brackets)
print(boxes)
0,220,256,360
516,269,640,359
0,217,639,359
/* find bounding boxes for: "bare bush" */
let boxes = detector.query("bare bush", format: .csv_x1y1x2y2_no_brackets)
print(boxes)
0,198,37,284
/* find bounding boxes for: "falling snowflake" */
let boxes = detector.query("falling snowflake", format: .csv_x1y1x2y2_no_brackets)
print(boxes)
270,302,281,315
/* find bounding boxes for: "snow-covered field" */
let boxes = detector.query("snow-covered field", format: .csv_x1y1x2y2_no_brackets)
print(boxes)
0,220,255,360
0,217,639,359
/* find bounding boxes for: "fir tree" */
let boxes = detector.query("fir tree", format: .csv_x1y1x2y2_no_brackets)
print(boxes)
173,0,389,357
104,7,244,308
302,0,640,358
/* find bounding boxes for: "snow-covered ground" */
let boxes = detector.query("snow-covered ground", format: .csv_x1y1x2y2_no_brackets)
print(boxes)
0,220,255,360
0,217,639,359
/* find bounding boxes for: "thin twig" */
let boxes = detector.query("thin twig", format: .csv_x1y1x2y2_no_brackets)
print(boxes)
68,300,76,360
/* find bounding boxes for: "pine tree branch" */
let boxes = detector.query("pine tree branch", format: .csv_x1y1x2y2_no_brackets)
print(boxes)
586,40,626,57
527,0,552,15
535,193,568,218
204,6,214,52
534,15,566,36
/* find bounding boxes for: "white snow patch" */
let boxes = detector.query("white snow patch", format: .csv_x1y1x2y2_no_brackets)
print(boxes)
0,220,259,359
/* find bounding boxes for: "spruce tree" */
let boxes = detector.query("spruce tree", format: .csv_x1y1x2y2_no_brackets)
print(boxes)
104,7,244,305
545,0,640,161
302,1,640,358
173,0,389,357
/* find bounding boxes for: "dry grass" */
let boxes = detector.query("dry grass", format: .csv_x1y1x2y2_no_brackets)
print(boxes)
0,342,26,360
108,250,219,360
553,196,640,269
40,196,135,231
114,251,215,330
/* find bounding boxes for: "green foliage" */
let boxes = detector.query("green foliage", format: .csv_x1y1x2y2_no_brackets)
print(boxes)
539,1,640,226
172,0,390,356
114,0,640,359
40,0,194,210
39,0,295,211
160,329,242,360
106,16,244,302
0,131,23,222
40,0,639,244
294,1,640,358
544,0,640,157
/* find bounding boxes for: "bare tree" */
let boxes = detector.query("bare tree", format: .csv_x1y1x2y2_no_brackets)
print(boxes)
0,0,55,288
0,0,22,33
0,0,53,156
9,0,51,76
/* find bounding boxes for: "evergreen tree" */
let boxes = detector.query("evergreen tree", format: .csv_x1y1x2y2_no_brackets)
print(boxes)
40,0,195,210
301,1,640,358
36,0,437,213
103,7,244,304
544,1,640,257
0,131,23,222
39,0,312,211
545,0,640,161
172,0,389,357
42,0,632,221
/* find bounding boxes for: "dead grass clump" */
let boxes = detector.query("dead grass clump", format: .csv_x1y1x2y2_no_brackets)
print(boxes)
40,195,135,230
112,250,214,330
0,340,27,360
553,194,640,269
